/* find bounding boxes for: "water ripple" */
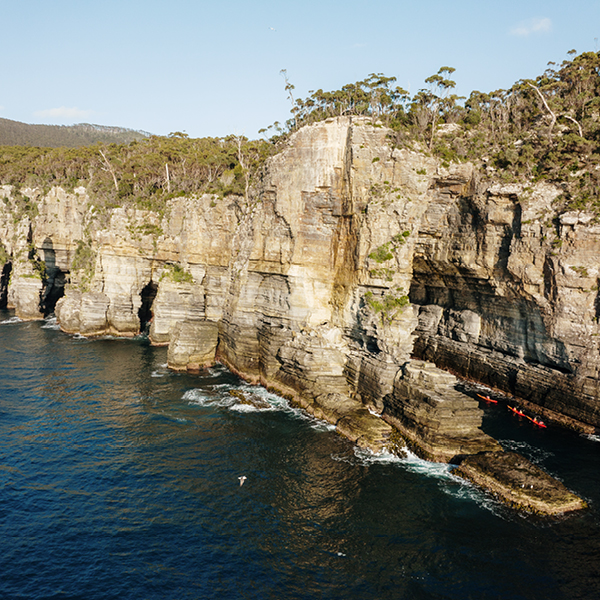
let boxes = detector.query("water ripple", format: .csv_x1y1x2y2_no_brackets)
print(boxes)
1,311,599,600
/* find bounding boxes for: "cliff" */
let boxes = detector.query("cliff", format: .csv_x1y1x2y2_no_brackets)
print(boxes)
0,117,593,513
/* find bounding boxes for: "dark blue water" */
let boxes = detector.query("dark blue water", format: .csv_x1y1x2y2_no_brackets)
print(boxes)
1,311,599,600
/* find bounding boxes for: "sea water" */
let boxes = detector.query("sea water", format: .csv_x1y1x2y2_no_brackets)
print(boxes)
1,310,599,599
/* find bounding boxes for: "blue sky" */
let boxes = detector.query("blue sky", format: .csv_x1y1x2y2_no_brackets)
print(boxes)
2,0,599,138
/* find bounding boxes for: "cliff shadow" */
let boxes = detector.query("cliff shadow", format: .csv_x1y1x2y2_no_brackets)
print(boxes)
40,237,65,316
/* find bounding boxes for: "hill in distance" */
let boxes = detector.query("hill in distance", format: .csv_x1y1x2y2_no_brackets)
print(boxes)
0,117,150,147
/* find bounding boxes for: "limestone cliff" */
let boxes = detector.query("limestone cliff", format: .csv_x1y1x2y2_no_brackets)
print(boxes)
0,117,597,511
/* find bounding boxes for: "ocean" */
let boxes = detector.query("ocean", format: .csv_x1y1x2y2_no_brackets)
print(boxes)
1,310,599,599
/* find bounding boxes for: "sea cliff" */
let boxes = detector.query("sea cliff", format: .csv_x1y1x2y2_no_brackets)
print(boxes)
0,117,594,513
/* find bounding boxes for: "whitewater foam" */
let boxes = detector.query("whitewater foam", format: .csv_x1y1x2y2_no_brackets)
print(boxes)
500,439,553,463
41,316,61,330
345,446,506,515
183,382,337,432
229,403,265,413
0,316,22,325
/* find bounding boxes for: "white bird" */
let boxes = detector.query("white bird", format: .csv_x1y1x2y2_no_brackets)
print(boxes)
238,476,247,486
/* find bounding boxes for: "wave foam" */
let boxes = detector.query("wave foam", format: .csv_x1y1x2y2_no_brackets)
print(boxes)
183,383,337,432
353,446,406,465
41,316,60,330
1,316,21,325
499,439,553,463
447,474,505,516
229,403,263,413
348,447,505,515
183,388,228,408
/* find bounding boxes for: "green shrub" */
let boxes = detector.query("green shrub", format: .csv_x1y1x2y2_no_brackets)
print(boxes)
0,242,9,266
160,263,194,284
364,288,410,324
368,243,394,263
71,239,96,291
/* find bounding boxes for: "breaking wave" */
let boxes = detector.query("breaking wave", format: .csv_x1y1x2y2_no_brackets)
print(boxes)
151,364,169,378
41,316,61,330
0,316,21,325
183,381,336,431
335,446,504,515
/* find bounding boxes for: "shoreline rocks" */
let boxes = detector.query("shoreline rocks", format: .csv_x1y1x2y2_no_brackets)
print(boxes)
218,355,585,516
167,320,219,371
455,451,587,515
383,360,502,463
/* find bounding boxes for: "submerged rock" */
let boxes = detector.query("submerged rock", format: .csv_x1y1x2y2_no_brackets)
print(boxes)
228,389,272,410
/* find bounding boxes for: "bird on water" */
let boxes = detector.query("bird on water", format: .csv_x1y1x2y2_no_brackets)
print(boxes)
238,476,247,486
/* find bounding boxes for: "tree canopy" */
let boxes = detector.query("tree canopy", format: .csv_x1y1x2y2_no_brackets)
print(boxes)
272,51,600,212
0,134,272,211
2,50,600,216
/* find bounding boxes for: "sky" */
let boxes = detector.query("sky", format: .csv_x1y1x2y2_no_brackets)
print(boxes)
2,0,599,139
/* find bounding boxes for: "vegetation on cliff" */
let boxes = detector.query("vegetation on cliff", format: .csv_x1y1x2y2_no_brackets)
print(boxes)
0,50,598,216
364,288,410,325
70,239,96,292
276,50,600,214
160,263,194,284
0,134,272,211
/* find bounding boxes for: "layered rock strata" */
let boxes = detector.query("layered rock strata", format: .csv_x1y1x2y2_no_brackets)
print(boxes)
167,320,219,371
383,361,502,462
1,118,596,514
410,179,600,429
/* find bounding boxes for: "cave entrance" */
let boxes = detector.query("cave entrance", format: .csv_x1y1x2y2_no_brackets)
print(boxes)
0,261,12,308
138,281,158,332
41,269,66,316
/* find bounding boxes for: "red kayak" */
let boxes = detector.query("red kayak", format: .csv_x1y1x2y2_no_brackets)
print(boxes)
508,405,546,427
477,393,498,404
527,415,547,428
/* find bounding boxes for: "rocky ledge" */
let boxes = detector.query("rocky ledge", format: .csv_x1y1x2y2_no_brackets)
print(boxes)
455,451,587,515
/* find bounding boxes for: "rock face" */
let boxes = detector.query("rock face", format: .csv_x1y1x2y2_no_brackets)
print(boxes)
410,178,600,429
1,117,597,513
384,361,502,462
167,320,219,371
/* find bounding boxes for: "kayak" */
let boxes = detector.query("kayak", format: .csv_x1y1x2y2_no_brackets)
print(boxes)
508,405,546,427
477,393,498,404
508,405,526,417
526,415,547,428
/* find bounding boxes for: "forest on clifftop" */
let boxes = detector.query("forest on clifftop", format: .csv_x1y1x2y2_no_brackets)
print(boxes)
1,49,599,217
